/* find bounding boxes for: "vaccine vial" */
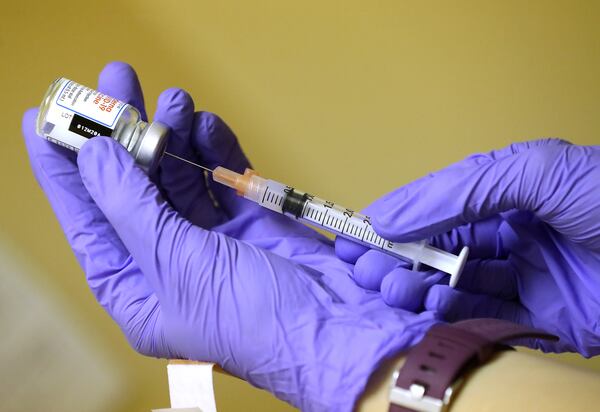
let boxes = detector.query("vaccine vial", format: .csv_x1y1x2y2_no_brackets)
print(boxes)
36,78,168,173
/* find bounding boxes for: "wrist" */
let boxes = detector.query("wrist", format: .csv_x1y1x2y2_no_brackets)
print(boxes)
362,319,558,412
299,320,434,412
342,321,441,412
356,353,407,412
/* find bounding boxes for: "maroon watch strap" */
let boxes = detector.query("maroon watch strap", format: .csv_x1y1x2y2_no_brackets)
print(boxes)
389,318,558,412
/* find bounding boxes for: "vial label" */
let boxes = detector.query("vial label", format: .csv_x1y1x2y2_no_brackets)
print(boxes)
42,78,128,151
68,114,114,139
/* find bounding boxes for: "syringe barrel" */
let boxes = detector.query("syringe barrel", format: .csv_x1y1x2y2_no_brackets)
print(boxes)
242,176,289,213
213,167,288,213
211,167,468,286
243,179,423,267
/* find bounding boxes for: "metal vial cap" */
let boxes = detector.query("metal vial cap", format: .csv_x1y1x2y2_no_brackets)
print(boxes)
133,121,169,174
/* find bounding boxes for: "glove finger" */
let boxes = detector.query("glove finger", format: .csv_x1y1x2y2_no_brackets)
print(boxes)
153,89,226,229
334,237,369,264
353,250,407,291
456,258,518,300
427,215,505,259
425,285,533,326
381,268,444,311
22,109,158,339
370,140,575,243
191,112,259,217
97,62,147,120
426,286,553,350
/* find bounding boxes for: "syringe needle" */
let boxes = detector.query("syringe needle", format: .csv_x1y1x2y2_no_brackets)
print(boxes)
164,151,213,173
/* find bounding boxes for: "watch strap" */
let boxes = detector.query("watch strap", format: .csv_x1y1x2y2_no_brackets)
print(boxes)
389,318,558,412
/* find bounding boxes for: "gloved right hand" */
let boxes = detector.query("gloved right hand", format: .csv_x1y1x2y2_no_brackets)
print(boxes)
22,62,439,412
336,139,600,356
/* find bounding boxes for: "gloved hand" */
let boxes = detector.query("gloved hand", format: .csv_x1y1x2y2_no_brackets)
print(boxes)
23,62,439,411
336,139,600,356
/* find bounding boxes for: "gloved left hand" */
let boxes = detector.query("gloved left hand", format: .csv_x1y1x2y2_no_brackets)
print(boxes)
22,62,439,412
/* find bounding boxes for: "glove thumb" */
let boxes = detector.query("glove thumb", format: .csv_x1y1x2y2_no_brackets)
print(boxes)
77,136,205,296
369,140,576,242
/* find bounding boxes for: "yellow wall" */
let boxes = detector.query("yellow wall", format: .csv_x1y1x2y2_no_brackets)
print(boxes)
2,1,599,410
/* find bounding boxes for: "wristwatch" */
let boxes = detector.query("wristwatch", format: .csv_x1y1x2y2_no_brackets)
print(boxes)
388,318,558,412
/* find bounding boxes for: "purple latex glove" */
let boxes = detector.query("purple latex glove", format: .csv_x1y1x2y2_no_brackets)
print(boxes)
336,139,600,356
23,62,439,411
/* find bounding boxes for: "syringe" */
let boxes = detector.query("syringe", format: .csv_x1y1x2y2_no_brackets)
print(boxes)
164,153,469,287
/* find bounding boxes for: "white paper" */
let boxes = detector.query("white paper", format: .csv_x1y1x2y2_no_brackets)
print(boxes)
167,363,217,412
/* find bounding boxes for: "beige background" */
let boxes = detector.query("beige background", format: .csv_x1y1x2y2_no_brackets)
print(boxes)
1,1,599,411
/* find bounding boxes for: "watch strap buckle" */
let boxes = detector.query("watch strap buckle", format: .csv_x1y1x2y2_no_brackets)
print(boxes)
389,370,463,412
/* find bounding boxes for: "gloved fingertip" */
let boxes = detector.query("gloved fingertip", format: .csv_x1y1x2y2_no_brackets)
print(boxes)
78,136,131,177
372,217,410,242
97,62,146,119
23,107,39,127
99,61,138,84
154,88,195,141
22,108,40,140
354,251,403,291
362,187,407,219
425,285,485,323
334,237,368,263
193,112,234,152
194,111,229,147
366,187,426,242
381,268,428,311
424,285,457,314
157,87,194,114
373,214,458,244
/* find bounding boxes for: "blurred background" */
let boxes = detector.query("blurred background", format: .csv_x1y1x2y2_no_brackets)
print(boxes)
1,1,599,411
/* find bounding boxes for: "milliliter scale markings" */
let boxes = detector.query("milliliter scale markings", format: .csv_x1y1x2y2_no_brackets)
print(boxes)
341,219,350,234
261,186,284,208
203,165,469,287
261,187,270,203
361,226,368,241
321,209,329,225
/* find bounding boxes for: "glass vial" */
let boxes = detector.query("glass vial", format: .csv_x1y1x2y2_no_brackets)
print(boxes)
36,78,168,173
